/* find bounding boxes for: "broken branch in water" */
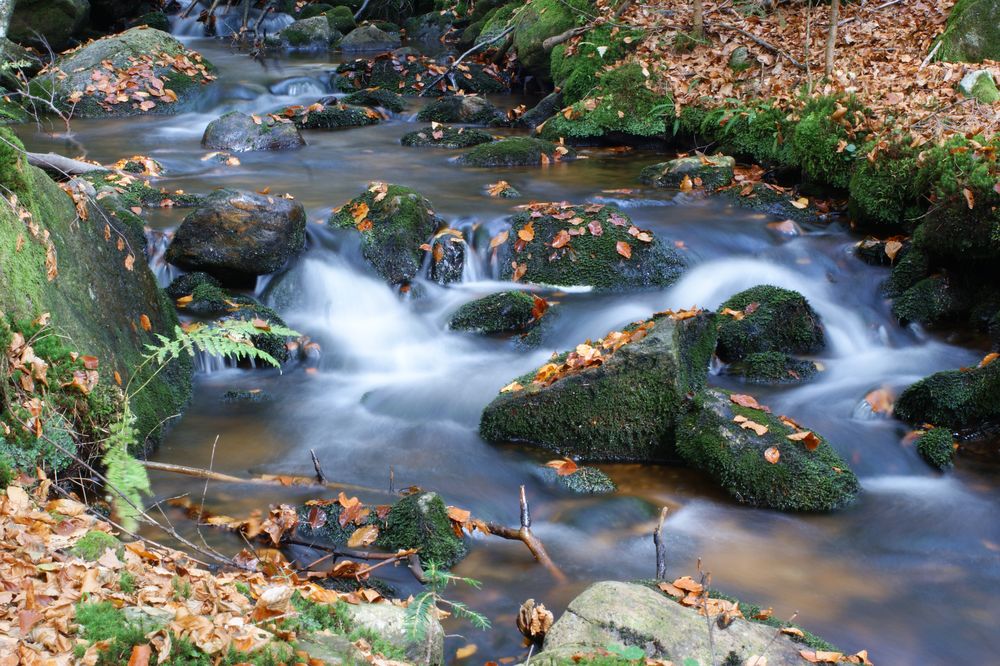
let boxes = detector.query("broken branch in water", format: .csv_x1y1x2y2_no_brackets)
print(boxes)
25,151,108,176
485,486,566,582
653,506,668,580
419,26,515,97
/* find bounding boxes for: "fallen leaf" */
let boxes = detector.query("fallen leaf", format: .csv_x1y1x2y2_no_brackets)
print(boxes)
518,221,535,242
616,241,632,259
455,645,478,660
346,524,379,548
786,430,821,451
884,240,903,261
489,230,509,249
545,458,579,476
730,393,763,410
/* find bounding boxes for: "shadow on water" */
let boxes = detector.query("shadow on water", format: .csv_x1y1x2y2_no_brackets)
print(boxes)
15,37,1000,665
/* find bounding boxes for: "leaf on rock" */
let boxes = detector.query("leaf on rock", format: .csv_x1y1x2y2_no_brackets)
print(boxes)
545,458,579,476
518,221,535,242
786,430,821,451
346,524,379,548
616,241,632,259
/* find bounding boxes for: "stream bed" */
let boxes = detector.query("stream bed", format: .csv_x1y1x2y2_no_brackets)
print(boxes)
15,36,1000,665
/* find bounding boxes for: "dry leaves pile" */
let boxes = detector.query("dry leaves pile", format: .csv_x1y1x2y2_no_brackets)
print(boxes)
0,481,408,665
589,0,996,142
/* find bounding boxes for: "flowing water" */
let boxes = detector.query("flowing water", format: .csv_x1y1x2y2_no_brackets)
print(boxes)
14,36,1000,665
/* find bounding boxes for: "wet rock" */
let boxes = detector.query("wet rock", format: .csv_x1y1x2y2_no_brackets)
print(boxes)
854,238,910,267
449,291,537,335
896,361,1000,432
509,0,587,79
202,111,305,152
958,70,1000,103
28,28,215,119
381,491,466,568
936,0,1000,63
539,465,617,494
426,231,465,284
335,54,509,97
416,95,506,126
458,137,575,167
165,272,220,300
340,24,401,52
327,184,444,288
324,6,356,33
404,12,452,43
275,101,381,129
536,581,824,666
891,274,970,325
494,203,685,291
678,389,860,511
516,91,563,130
127,11,170,32
277,16,339,50
716,285,825,362
480,313,718,461
401,126,495,149
639,154,735,191
342,88,406,113
916,427,956,470
717,182,823,224
221,389,273,404
9,0,90,51
727,351,818,384
166,189,307,285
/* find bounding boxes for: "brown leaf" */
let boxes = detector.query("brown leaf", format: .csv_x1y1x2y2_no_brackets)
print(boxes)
864,387,894,414
127,645,151,666
884,240,903,261
512,262,527,282
139,314,151,331
545,457,579,476
346,524,379,548
962,188,974,210
786,430,821,451
489,230,509,249
730,393,763,410
518,221,535,242
616,241,632,259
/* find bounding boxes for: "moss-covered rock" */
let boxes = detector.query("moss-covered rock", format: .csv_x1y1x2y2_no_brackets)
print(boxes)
277,16,339,50
958,70,1000,104
678,102,796,168
891,275,970,325
715,182,823,224
916,427,956,470
165,272,220,300
540,465,617,494
678,389,860,511
416,95,506,126
848,142,921,229
0,93,30,125
550,25,642,105
449,290,537,335
274,101,382,129
29,28,215,119
510,0,589,80
9,0,89,51
728,351,818,384
639,154,735,191
480,313,718,461
325,6,357,33
336,54,510,97
328,184,444,288
788,95,869,189
895,361,1000,431
342,88,406,113
884,244,930,297
935,0,1000,63
128,11,170,32
401,125,495,148
340,24,401,52
458,137,574,167
716,285,825,362
0,129,191,447
494,203,685,290
377,491,466,568
81,171,201,209
202,111,305,152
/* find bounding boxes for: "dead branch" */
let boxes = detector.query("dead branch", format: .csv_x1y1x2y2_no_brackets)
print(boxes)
837,0,903,26
310,448,327,484
542,0,634,51
25,151,108,176
485,486,566,582
418,25,515,97
711,21,806,70
653,506,668,580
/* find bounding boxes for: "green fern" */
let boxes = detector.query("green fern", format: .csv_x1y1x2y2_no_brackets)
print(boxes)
404,563,490,642
144,320,298,368
101,408,150,533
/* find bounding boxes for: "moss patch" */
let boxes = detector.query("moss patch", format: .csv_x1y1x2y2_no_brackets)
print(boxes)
342,88,405,113
916,427,956,470
895,361,1000,431
449,291,537,334
458,137,574,166
401,126,495,149
716,285,825,362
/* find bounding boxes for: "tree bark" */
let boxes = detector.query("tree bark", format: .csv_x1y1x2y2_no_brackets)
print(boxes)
0,0,15,56
692,0,704,40
825,0,840,76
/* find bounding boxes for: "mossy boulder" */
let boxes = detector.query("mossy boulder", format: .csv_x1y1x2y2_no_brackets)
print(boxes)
9,0,90,51
847,143,921,229
401,126,495,149
510,0,589,80
340,24,401,52
335,54,509,97
716,182,823,224
716,285,825,362
936,0,1000,62
166,189,307,286
416,95,506,126
29,28,215,119
275,101,381,129
539,465,617,494
895,361,1000,431
0,128,191,447
958,70,1000,104
165,272,220,300
884,245,930,297
728,351,818,384
891,275,970,325
916,427,956,470
678,389,860,511
328,184,444,288
448,290,537,335
202,111,305,152
0,95,30,125
480,313,718,462
342,88,406,113
494,203,685,290
639,154,735,191
788,95,868,189
128,11,170,31
458,137,574,167
378,491,466,568
325,6,357,33
277,16,338,50
550,25,641,105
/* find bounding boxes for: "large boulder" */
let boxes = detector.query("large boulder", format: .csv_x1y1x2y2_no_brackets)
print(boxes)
510,0,590,80
936,0,1000,63
416,95,506,126
480,313,718,461
327,184,444,288
458,137,575,167
716,285,825,362
536,581,827,666
335,53,509,96
339,24,401,52
640,153,736,191
0,128,191,448
202,111,305,152
9,0,90,51
895,360,1000,432
677,389,860,511
493,202,685,291
28,27,216,118
166,189,307,285
276,16,339,50
342,88,406,113
273,101,381,129
449,290,538,335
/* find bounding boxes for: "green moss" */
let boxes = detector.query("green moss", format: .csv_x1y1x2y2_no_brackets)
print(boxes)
118,570,136,593
325,6,357,32
328,184,443,287
540,64,672,140
377,491,467,568
0,94,30,125
0,454,14,488
550,25,642,105
884,244,930,297
639,154,735,190
511,0,590,79
342,88,405,112
401,126,495,148
968,72,1000,103
459,137,574,167
82,171,201,209
891,275,968,325
679,102,796,167
279,103,380,129
917,427,956,470
495,204,685,290
716,285,825,362
848,140,922,228
546,465,617,494
677,389,860,511
166,272,221,299
416,95,506,125
789,95,868,189
896,361,1000,431
731,351,818,384
71,531,122,561
449,290,537,334
935,0,1000,63
480,313,717,461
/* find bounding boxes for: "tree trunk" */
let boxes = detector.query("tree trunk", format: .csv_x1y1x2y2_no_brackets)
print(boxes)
824,0,840,76
0,0,15,50
692,0,704,40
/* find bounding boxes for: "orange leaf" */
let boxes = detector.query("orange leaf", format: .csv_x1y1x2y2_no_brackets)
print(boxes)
979,352,998,368
786,430,821,451
447,506,471,523
346,524,379,548
512,262,527,282
518,221,535,242
139,314,151,331
764,447,780,464
128,645,151,666
616,241,632,259
489,230,509,249
545,457,579,476
864,387,894,414
730,393,763,410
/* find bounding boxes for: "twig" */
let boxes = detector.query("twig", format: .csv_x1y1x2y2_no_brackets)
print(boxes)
919,39,942,70
838,0,903,26
310,448,327,484
418,25,515,97
711,21,806,70
652,506,668,580
749,611,799,666
485,485,566,582
541,0,634,51
25,151,107,175
140,460,392,496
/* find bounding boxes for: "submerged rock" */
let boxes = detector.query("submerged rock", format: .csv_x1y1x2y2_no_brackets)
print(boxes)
335,53,509,97
202,111,305,152
29,28,215,118
539,465,617,494
166,189,307,285
401,126,495,149
458,137,574,167
274,101,381,129
340,24,401,52
716,285,825,362
480,313,717,461
448,291,538,335
416,95,506,126
896,361,1000,432
327,184,444,288
494,203,685,291
677,389,860,511
640,153,735,191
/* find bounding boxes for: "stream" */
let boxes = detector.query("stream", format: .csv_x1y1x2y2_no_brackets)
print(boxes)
14,33,1000,665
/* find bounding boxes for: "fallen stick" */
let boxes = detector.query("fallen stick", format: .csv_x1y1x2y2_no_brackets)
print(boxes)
653,506,668,580
485,486,566,582
25,151,108,175
542,0,634,51
418,25,515,97
837,0,903,26
919,39,941,70
710,21,807,70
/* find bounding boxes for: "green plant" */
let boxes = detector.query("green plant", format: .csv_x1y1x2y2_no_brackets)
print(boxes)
172,576,192,600
404,563,490,646
118,571,136,593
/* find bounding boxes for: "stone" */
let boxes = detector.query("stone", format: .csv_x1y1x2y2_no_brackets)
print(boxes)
896,361,1000,432
340,24,401,52
449,291,537,335
278,16,337,50
458,137,575,167
9,0,90,51
202,111,305,152
716,285,825,362
936,0,1000,63
958,69,1000,104
639,154,736,191
401,126,495,149
416,95,506,126
166,189,307,285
